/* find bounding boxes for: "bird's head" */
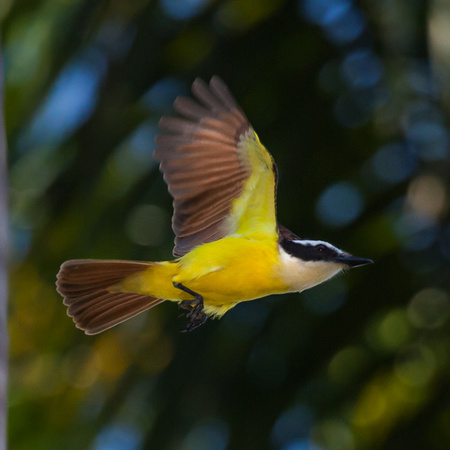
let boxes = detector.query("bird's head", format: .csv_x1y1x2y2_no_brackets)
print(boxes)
279,238,373,291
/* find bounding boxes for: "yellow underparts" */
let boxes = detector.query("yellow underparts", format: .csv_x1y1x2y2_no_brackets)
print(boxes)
115,234,291,318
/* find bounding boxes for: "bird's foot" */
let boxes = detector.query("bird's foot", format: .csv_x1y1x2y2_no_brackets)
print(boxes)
182,308,208,332
178,299,208,332
174,282,208,332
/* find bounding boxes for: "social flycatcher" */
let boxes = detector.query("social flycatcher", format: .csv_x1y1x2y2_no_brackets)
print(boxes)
56,76,372,334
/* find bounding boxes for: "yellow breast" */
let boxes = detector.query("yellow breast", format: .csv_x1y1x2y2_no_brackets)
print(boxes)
174,235,290,304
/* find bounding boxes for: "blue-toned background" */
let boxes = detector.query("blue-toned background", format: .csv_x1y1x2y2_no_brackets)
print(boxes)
3,0,450,449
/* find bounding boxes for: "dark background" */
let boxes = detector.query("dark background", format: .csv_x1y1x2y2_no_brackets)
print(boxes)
3,0,450,448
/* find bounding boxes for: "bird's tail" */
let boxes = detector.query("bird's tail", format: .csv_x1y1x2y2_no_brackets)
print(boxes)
56,259,165,335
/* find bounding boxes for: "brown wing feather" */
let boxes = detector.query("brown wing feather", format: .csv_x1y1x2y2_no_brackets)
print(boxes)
154,76,252,257
278,224,301,241
57,260,164,335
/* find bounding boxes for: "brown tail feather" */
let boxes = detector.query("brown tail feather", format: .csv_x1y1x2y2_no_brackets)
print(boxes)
56,260,165,335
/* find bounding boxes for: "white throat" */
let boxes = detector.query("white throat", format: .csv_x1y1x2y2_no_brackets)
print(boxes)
278,245,344,293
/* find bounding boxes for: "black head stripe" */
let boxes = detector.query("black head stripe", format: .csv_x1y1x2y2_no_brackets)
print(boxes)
280,238,339,262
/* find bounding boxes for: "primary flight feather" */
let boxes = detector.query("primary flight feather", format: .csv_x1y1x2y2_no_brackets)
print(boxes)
155,76,278,256
57,76,372,334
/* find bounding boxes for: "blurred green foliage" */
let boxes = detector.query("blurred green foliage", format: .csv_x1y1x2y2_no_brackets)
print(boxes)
3,0,450,449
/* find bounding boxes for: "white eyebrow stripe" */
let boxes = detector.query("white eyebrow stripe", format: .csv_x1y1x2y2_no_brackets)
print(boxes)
291,240,342,253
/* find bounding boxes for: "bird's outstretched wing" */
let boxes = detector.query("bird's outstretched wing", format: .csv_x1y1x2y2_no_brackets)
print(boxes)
154,76,279,257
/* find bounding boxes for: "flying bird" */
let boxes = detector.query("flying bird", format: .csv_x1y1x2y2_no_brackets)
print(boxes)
56,76,372,334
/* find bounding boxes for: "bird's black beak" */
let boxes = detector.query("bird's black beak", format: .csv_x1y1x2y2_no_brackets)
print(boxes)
334,255,373,268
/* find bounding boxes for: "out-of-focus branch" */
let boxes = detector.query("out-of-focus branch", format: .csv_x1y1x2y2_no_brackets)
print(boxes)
429,0,450,110
0,36,9,450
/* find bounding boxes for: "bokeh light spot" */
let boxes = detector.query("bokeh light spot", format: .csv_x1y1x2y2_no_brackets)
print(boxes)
300,0,351,26
341,50,383,89
317,182,364,227
394,211,438,251
352,381,388,427
366,309,412,352
94,423,142,450
180,419,229,450
282,439,323,450
313,419,355,450
405,174,448,220
371,142,416,184
328,346,369,385
160,0,212,20
272,404,315,448
378,309,412,350
407,288,450,329
143,77,186,112
299,0,366,45
395,344,436,387
406,121,449,161
217,0,284,31
323,7,365,45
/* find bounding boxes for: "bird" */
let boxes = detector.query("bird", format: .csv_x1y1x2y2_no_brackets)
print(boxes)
56,76,372,334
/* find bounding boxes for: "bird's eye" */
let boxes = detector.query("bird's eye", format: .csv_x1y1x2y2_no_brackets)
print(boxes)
316,244,326,252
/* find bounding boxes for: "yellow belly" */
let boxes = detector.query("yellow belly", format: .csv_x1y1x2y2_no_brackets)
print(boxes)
118,235,290,316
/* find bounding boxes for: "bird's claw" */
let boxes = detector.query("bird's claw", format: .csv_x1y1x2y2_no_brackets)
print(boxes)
178,298,207,331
